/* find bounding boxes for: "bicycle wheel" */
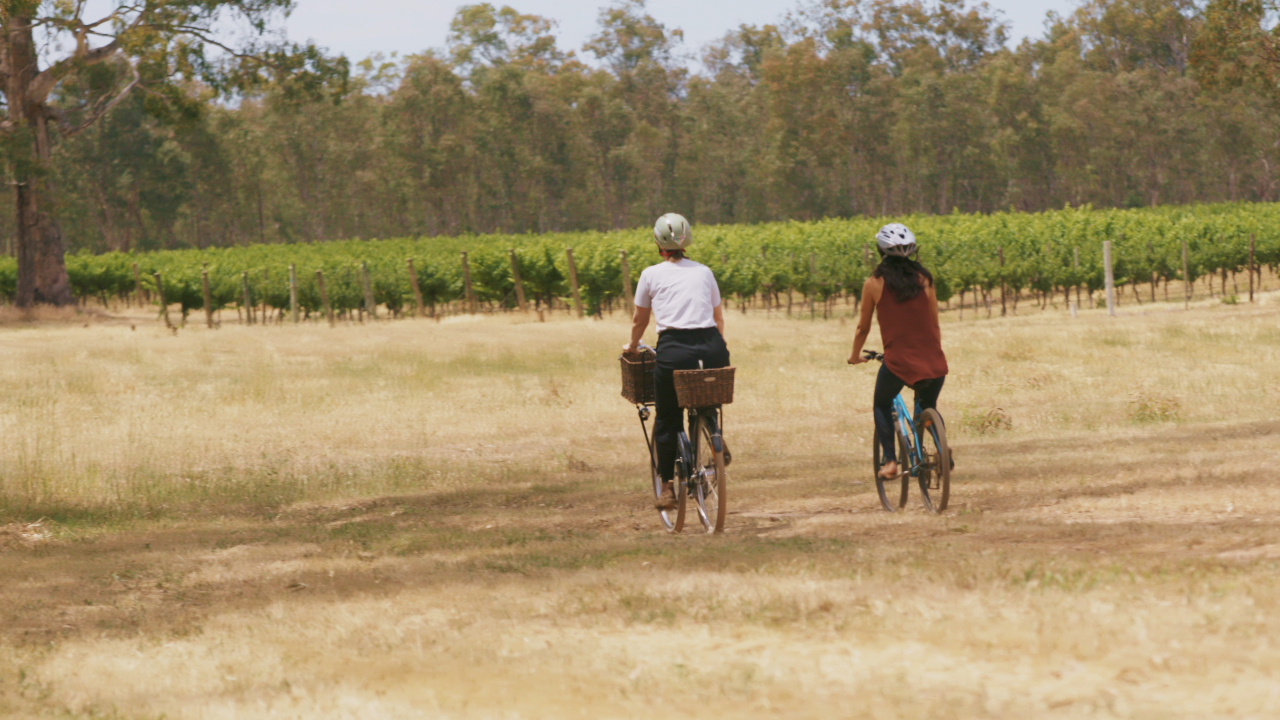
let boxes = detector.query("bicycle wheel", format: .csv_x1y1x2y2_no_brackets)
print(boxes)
916,408,951,513
692,413,728,534
673,431,693,532
650,441,678,532
872,427,910,512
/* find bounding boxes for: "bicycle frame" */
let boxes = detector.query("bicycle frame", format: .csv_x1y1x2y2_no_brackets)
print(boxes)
890,394,923,477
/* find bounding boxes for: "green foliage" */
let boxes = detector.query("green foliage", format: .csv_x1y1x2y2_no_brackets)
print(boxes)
32,0,1280,260
10,202,1274,315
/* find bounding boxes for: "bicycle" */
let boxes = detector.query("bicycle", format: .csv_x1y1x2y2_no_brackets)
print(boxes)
862,350,951,514
623,343,731,534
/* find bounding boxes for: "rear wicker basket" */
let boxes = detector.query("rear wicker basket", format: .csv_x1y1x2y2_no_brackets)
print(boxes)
673,367,735,408
620,350,657,404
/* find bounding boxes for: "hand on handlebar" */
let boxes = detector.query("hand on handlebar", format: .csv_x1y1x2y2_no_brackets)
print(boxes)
850,349,882,365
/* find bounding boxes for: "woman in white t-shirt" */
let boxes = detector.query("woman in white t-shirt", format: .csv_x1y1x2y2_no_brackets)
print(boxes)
622,213,729,510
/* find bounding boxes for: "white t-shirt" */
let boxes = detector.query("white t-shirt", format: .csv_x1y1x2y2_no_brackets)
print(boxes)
634,258,722,333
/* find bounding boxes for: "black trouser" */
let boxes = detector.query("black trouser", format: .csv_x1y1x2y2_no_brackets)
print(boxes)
874,363,945,464
654,327,730,481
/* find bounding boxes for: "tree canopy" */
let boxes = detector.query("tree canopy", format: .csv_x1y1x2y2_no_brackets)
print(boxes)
3,0,1278,258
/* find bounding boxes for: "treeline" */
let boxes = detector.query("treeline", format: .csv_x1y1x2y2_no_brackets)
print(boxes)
11,0,1280,254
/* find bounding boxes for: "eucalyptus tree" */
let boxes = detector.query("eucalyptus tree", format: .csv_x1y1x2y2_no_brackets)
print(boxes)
0,0,344,306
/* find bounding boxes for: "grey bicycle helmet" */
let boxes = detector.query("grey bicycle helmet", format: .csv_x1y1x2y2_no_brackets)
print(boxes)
876,223,916,257
653,213,692,251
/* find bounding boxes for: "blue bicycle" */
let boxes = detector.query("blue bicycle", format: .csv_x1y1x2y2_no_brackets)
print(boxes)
863,351,951,514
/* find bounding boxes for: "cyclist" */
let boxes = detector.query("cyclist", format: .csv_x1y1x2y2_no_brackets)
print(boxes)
622,213,729,510
847,223,949,481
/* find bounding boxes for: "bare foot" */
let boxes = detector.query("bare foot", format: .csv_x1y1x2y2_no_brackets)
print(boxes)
878,461,900,479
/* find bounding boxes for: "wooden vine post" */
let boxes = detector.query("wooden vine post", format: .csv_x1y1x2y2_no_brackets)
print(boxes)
201,264,215,328
460,252,476,314
1103,240,1116,317
1182,239,1191,310
261,269,270,322
241,272,253,325
288,264,299,323
998,246,1007,317
153,273,172,328
1147,240,1157,302
761,246,771,310
809,253,817,319
565,248,584,318
1249,233,1256,303
406,259,426,317
1073,246,1082,308
619,250,632,307
360,262,377,319
787,252,796,316
132,262,143,306
316,270,334,326
508,250,527,312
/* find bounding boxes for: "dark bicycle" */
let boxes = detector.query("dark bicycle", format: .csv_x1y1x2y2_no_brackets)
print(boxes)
863,350,951,514
622,343,732,534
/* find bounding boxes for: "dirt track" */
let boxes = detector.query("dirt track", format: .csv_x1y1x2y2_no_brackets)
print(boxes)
2,301,1280,718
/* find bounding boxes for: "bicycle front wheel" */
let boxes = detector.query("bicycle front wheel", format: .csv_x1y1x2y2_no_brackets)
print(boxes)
692,415,728,534
916,408,951,513
650,441,678,533
673,431,693,532
873,428,909,512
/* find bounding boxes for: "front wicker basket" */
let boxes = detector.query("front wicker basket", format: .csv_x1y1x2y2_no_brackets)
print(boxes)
620,350,657,404
673,367,735,408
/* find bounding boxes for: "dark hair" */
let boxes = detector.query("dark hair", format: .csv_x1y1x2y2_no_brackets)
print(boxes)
658,248,686,261
873,253,933,302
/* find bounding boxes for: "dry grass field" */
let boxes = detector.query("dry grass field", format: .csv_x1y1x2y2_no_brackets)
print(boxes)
2,291,1280,719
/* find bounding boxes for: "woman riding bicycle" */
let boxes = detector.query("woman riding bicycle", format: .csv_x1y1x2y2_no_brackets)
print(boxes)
847,223,948,481
622,213,729,510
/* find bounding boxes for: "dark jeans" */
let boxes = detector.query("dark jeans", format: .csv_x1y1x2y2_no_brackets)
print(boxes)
873,363,945,464
654,327,730,481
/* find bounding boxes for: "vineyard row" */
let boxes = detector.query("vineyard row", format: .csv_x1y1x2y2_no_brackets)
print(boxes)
1,203,1276,320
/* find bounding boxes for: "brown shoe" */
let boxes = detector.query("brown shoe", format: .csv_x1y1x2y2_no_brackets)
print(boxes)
655,482,677,510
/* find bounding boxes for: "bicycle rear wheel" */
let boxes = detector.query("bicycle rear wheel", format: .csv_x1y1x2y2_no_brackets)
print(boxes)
873,428,910,512
692,413,727,534
916,408,951,513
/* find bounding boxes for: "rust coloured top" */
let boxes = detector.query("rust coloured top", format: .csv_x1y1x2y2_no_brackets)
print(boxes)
876,282,949,386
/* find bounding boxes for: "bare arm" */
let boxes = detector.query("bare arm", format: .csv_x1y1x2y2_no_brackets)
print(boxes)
926,283,941,337
848,277,881,364
713,304,725,343
623,305,652,353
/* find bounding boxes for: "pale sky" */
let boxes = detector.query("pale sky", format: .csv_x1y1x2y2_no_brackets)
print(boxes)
283,0,1080,67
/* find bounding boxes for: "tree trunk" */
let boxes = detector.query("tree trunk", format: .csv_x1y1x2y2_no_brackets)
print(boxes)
5,14,74,307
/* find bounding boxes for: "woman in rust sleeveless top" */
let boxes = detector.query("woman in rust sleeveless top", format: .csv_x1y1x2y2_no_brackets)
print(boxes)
847,223,948,480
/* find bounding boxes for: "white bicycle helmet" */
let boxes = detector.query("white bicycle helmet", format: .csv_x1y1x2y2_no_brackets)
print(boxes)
653,213,692,251
876,223,916,257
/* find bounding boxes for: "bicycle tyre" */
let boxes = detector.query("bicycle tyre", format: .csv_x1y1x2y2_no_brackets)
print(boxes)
692,414,728,534
650,439,678,532
873,427,910,512
916,408,951,514
673,431,693,532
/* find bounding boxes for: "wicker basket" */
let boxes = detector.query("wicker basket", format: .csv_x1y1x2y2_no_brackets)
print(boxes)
674,366,735,408
620,350,657,404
